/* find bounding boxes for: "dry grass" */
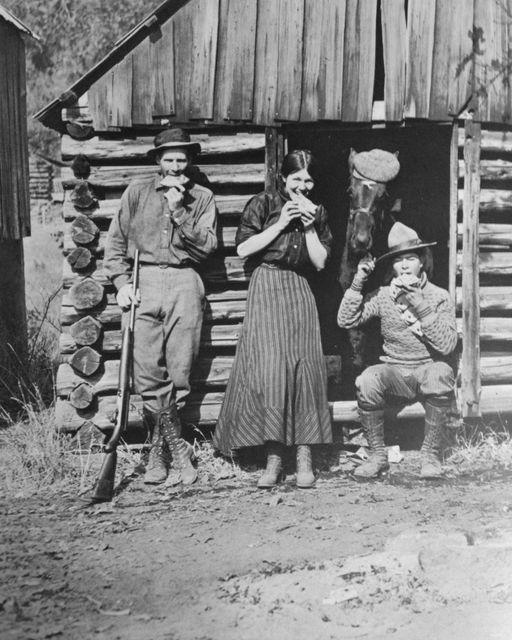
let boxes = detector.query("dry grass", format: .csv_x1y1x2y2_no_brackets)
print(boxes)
446,419,512,473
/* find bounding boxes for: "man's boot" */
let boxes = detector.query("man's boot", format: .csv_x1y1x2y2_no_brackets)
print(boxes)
420,400,447,479
144,421,168,484
354,409,389,478
257,442,283,488
296,445,315,488
159,405,198,485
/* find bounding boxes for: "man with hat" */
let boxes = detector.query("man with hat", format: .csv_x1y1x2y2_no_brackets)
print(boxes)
104,128,218,485
337,222,458,479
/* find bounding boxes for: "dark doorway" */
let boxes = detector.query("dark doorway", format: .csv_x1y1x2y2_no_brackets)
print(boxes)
287,124,452,397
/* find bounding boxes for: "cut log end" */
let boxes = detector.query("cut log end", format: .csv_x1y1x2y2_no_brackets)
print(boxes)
69,315,102,346
68,278,105,310
69,346,102,376
67,247,94,271
69,382,95,409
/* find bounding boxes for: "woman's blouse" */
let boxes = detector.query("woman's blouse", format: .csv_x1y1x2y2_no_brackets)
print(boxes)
235,188,332,271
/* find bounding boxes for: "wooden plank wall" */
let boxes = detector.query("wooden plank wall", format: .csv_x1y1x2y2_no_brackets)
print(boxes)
0,21,30,240
456,124,512,417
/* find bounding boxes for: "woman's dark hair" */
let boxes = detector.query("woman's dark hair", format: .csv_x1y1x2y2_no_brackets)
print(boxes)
280,149,319,181
383,247,434,284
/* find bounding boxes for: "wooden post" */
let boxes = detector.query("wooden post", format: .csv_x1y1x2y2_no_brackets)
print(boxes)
448,121,459,303
265,127,285,191
461,119,481,418
0,240,28,405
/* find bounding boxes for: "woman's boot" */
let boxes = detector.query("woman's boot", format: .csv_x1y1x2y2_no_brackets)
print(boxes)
354,409,389,478
257,442,283,488
158,405,198,485
296,445,315,488
144,421,168,484
420,400,446,478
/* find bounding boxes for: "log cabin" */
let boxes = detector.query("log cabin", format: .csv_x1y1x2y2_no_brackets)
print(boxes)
0,6,36,408
34,0,512,439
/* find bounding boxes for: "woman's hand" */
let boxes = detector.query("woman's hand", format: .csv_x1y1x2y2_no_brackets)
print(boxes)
277,201,302,230
292,193,317,229
116,283,141,310
355,255,376,280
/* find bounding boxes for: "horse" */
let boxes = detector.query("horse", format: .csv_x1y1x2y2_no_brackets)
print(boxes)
338,148,400,383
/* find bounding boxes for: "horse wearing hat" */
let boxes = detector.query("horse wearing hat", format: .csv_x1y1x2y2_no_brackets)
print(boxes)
338,148,401,382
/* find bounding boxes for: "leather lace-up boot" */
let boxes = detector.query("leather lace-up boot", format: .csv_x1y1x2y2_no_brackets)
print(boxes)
420,400,446,479
354,409,389,478
144,422,169,484
257,442,283,488
296,445,315,488
158,405,198,485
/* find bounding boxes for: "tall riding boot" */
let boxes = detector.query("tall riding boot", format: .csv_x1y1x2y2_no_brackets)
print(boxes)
354,409,389,478
144,420,169,484
420,400,447,479
158,405,198,485
257,442,283,488
296,445,315,488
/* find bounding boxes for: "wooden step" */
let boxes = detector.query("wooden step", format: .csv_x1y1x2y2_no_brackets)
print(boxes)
61,164,265,190
456,317,512,342
61,133,265,162
457,223,512,246
456,286,512,313
458,188,512,216
456,251,512,276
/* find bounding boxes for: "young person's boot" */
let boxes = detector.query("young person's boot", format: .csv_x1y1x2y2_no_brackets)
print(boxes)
158,405,198,485
354,409,389,478
257,442,283,488
420,400,447,479
296,445,315,488
143,422,168,484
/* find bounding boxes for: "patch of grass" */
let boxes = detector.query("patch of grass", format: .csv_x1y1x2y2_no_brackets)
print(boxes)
446,419,512,473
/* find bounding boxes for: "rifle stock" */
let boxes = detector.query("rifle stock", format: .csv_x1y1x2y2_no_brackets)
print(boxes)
91,250,140,502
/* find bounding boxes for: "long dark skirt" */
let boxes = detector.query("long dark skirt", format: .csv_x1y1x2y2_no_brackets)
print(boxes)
213,264,332,455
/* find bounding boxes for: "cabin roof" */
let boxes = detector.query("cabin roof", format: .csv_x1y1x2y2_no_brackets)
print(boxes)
0,5,38,39
35,0,512,134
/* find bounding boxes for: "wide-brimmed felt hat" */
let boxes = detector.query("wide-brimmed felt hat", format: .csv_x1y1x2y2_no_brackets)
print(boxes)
147,128,201,159
376,222,436,263
352,149,400,183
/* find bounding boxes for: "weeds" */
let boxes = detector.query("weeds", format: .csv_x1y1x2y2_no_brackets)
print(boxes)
446,419,512,473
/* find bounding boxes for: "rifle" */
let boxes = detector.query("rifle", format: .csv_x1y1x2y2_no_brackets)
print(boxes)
91,250,140,502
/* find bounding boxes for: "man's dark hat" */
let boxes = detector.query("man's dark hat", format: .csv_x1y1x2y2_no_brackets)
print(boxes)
147,128,201,159
376,222,436,263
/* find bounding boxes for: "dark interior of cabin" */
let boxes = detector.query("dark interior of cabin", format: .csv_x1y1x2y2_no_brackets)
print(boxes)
287,124,452,399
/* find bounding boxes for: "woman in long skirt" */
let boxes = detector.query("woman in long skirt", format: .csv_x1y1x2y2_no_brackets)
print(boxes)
213,150,333,488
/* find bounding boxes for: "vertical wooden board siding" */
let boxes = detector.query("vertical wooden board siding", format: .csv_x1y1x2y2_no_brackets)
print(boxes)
253,0,280,124
461,120,481,417
404,0,436,118
131,37,154,125
109,55,133,128
173,0,220,120
275,0,305,121
301,0,346,121
341,0,378,122
449,122,458,303
381,0,406,122
429,0,474,120
473,0,510,123
152,21,175,117
215,0,257,121
0,25,29,240
88,73,112,132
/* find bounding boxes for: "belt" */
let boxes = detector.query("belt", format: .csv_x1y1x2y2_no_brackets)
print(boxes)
139,261,192,269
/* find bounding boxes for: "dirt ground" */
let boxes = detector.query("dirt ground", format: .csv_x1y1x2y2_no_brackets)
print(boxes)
2,451,512,640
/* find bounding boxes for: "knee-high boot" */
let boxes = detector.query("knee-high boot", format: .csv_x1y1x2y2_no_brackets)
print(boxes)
420,399,448,478
158,405,198,485
354,409,389,478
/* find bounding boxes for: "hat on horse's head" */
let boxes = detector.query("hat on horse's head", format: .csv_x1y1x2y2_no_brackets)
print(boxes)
147,128,201,159
352,149,400,183
376,222,436,263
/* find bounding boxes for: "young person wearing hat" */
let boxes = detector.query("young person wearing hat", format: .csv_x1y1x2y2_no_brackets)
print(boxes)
337,222,458,479
104,128,218,485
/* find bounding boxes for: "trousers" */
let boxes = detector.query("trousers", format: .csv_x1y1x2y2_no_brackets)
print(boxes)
356,361,455,410
123,265,205,414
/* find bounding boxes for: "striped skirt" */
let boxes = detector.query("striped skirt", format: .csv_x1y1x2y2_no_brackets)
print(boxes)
213,264,332,455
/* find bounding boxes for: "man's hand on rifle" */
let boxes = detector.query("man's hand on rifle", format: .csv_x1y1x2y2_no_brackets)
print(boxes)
116,283,141,310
